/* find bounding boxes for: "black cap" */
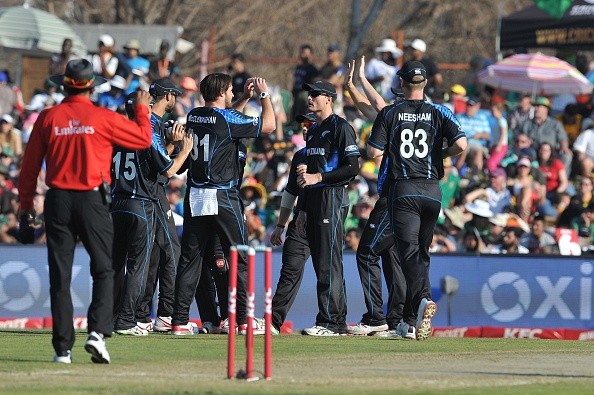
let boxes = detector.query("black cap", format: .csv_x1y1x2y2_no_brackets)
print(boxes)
49,59,107,90
149,78,183,97
125,91,138,118
397,60,427,84
327,43,341,52
302,80,337,99
467,96,480,106
295,112,317,123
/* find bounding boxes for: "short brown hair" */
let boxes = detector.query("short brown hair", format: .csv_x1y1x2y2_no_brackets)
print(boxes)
200,73,232,102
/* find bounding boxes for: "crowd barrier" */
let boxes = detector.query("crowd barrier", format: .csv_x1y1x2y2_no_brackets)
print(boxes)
1,246,593,334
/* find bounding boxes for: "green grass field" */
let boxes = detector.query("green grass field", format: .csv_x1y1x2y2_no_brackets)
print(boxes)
1,330,594,394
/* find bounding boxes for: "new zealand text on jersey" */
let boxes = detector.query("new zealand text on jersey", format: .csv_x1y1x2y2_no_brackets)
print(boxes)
307,147,325,156
188,115,216,124
398,113,432,122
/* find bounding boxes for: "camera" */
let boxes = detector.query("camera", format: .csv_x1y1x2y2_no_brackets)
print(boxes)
164,119,175,139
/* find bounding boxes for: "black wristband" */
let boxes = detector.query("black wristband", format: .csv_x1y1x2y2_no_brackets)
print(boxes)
276,223,285,228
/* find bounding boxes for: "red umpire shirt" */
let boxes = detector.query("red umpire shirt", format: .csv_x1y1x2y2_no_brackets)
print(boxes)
19,95,152,210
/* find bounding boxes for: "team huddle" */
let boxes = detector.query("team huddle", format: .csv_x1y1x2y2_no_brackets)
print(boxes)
18,58,467,364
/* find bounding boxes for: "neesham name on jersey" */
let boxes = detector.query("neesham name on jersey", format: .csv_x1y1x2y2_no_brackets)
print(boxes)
398,113,432,122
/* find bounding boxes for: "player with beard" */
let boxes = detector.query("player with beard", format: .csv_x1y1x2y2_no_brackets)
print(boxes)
171,73,275,335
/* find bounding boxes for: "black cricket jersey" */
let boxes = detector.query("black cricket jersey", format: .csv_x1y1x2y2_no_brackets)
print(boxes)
369,100,464,181
111,114,172,200
185,107,262,189
305,114,360,188
285,147,307,212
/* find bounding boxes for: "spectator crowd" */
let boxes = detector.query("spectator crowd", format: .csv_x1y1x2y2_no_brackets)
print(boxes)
2,34,594,256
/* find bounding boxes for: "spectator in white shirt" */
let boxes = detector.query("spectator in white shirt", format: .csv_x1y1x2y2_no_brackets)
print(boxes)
573,127,594,177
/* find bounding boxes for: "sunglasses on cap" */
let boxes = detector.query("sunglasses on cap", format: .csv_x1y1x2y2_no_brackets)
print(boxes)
308,91,329,98
301,121,315,128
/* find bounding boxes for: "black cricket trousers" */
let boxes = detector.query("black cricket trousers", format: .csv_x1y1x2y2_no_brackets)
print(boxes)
111,198,156,330
271,212,310,331
44,188,114,354
356,194,405,329
304,186,349,333
172,188,248,326
137,185,180,322
388,179,440,327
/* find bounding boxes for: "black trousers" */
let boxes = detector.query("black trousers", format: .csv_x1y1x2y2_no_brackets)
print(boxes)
304,186,349,333
137,185,179,322
388,179,441,326
111,198,156,330
356,194,405,329
44,188,114,354
195,235,228,325
271,213,310,331
172,188,248,326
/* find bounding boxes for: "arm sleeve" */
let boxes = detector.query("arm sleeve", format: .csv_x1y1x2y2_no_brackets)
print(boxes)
109,104,152,149
18,111,49,211
320,155,360,184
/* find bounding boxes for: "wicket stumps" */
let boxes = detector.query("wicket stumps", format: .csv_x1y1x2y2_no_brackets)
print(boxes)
227,245,273,380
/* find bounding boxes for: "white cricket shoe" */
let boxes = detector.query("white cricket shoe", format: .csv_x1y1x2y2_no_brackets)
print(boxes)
84,331,111,364
53,350,72,364
153,316,172,332
302,325,341,336
115,325,149,336
347,322,389,335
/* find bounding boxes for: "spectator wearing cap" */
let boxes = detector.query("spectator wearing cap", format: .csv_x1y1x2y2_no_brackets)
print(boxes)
464,199,493,239
27,79,64,114
298,79,360,336
320,44,347,88
18,58,153,363
407,38,443,98
89,34,119,95
148,40,180,82
455,96,493,175
0,114,22,159
123,39,150,95
97,75,127,113
443,205,467,243
228,53,252,101
521,213,557,253
572,201,594,251
518,96,572,172
446,84,467,114
292,44,320,120
365,38,402,100
489,225,528,254
174,77,199,122
464,167,511,215
573,124,594,177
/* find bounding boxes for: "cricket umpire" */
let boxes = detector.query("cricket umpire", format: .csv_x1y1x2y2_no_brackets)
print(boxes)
171,73,275,334
367,60,467,340
297,81,360,336
18,59,153,363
